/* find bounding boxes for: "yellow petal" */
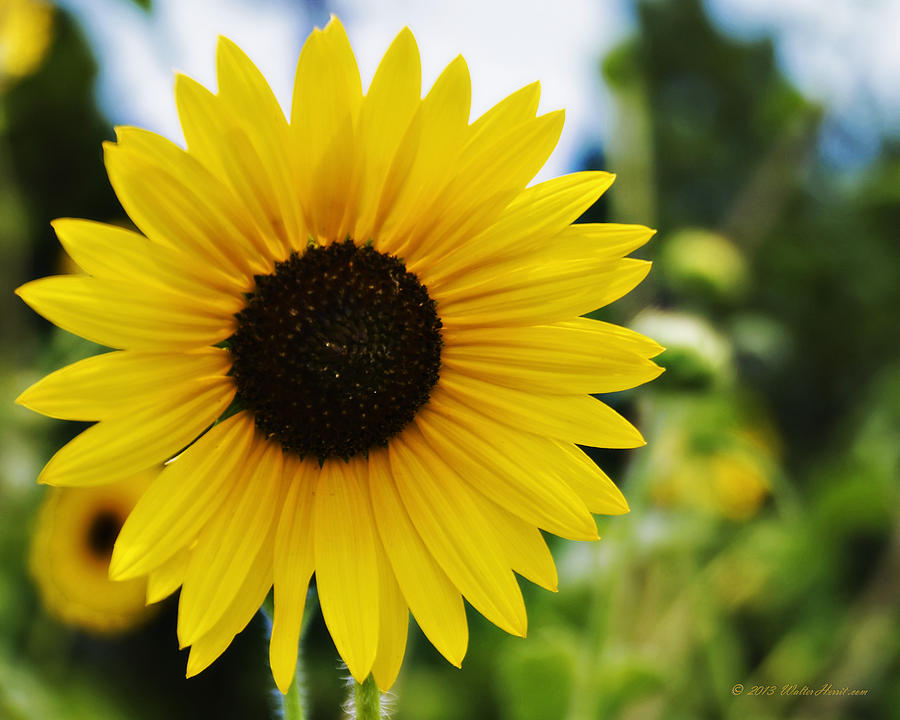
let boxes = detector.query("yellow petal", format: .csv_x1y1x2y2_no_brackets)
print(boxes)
146,546,191,604
441,320,664,395
313,457,379,683
36,378,235,487
368,448,468,667
52,218,245,299
438,258,652,328
370,533,409,692
17,348,232,421
270,455,318,694
214,38,303,253
307,108,355,241
550,222,656,259
430,223,655,295
471,497,558,592
445,316,664,356
404,110,565,269
551,442,630,515
178,439,283,646
292,17,362,240
423,171,615,287
16,275,238,350
434,377,645,449
110,412,258,579
389,427,527,637
351,27,421,242
415,405,598,540
574,318,665,358
174,73,294,262
104,130,260,285
399,84,544,263
185,533,274,678
374,55,471,249
467,81,540,147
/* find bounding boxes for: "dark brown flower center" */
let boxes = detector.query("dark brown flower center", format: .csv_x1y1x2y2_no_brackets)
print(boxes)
229,239,442,462
87,510,122,559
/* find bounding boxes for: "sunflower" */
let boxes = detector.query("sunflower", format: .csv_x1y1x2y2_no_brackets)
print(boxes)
0,0,53,85
30,471,156,634
15,17,663,692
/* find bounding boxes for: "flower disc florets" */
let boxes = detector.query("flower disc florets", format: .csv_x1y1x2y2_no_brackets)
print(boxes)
87,510,122,559
229,239,443,462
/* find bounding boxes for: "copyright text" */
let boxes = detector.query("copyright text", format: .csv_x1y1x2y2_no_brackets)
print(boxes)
731,683,869,697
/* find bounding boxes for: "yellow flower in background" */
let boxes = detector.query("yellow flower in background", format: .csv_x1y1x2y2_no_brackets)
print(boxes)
0,0,52,84
30,470,156,634
655,445,771,520
649,401,776,521
15,17,662,692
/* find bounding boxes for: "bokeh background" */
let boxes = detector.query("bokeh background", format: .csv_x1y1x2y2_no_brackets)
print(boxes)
1,0,898,718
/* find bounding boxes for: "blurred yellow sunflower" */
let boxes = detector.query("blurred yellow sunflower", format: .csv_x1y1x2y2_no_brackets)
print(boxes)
30,470,156,634
15,17,662,692
0,0,53,84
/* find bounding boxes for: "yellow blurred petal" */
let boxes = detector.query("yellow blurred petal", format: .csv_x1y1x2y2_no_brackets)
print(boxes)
435,377,645,449
368,448,468,667
352,27,421,242
36,378,235,487
146,546,191,604
16,348,232,421
389,428,527,637
370,534,409,691
110,412,257,579
313,458,379,683
0,0,53,80
185,535,274,678
30,474,156,634
270,455,318,694
16,275,238,350
415,406,598,540
178,439,283,646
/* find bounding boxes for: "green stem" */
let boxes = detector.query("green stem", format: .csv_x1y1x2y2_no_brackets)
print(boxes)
353,675,380,720
282,674,304,720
